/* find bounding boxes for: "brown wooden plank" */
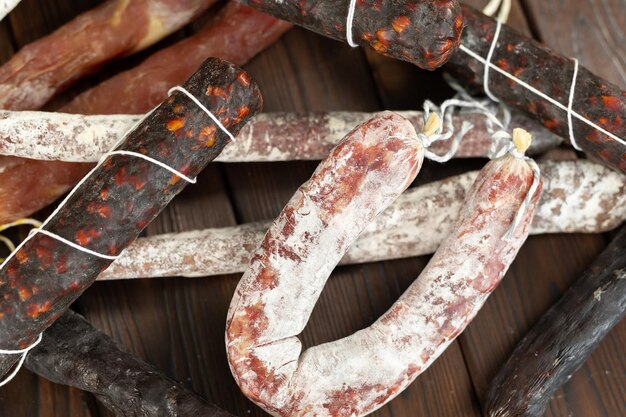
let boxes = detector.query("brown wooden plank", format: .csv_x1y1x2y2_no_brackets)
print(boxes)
523,0,626,87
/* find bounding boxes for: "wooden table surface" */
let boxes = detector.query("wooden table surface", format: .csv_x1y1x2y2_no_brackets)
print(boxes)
0,0,624,416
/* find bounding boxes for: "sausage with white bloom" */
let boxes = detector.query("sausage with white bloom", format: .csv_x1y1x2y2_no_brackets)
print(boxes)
226,122,542,416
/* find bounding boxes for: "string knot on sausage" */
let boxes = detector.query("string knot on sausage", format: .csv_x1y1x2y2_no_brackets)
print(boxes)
414,93,510,163
227,111,544,417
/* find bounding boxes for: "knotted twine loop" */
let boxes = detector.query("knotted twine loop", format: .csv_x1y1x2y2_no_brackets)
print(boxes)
493,129,542,241
416,94,508,163
412,82,542,243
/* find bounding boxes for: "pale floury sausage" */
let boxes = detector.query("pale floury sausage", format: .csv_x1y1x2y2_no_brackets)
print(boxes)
0,110,561,162
226,117,542,415
98,159,625,280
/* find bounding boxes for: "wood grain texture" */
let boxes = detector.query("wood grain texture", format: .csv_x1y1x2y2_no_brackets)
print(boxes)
523,0,626,87
0,1,624,417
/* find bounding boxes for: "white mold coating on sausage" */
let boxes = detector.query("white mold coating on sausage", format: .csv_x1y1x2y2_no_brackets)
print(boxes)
226,111,423,415
226,128,541,416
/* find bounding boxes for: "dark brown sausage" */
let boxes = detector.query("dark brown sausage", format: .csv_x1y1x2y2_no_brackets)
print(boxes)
446,4,626,172
25,310,235,417
0,58,262,378
485,226,626,417
240,0,463,69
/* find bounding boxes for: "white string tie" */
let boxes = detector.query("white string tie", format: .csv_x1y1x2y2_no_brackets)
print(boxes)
168,86,236,143
0,85,230,387
0,334,43,387
567,58,582,151
458,36,626,147
30,229,119,260
489,131,542,241
102,151,197,184
416,95,507,163
483,20,502,103
346,0,358,47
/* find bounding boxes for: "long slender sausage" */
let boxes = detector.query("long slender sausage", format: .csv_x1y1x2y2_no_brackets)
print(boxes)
240,0,462,69
98,158,626,280
0,109,562,162
226,118,541,416
0,58,262,379
0,0,218,110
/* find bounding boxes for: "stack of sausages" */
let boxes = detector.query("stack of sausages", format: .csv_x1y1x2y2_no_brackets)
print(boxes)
0,1,623,417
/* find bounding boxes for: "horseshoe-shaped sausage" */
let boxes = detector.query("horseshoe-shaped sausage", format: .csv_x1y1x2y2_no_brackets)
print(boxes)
226,114,541,417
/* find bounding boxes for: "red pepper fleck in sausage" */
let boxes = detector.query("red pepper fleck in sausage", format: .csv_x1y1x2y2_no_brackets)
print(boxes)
240,0,463,69
446,4,626,172
0,58,262,379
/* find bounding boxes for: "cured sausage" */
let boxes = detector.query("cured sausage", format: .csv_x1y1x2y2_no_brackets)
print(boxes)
0,58,262,379
0,157,91,224
485,225,626,417
0,0,19,22
26,310,235,417
446,4,626,172
63,2,291,115
0,2,288,224
100,159,625,280
226,119,541,416
0,0,217,110
0,109,562,162
239,0,462,69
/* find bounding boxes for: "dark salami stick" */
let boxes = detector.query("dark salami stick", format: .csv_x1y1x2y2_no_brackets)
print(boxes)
0,57,262,378
240,0,463,69
25,310,234,417
446,4,626,172
485,225,626,417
